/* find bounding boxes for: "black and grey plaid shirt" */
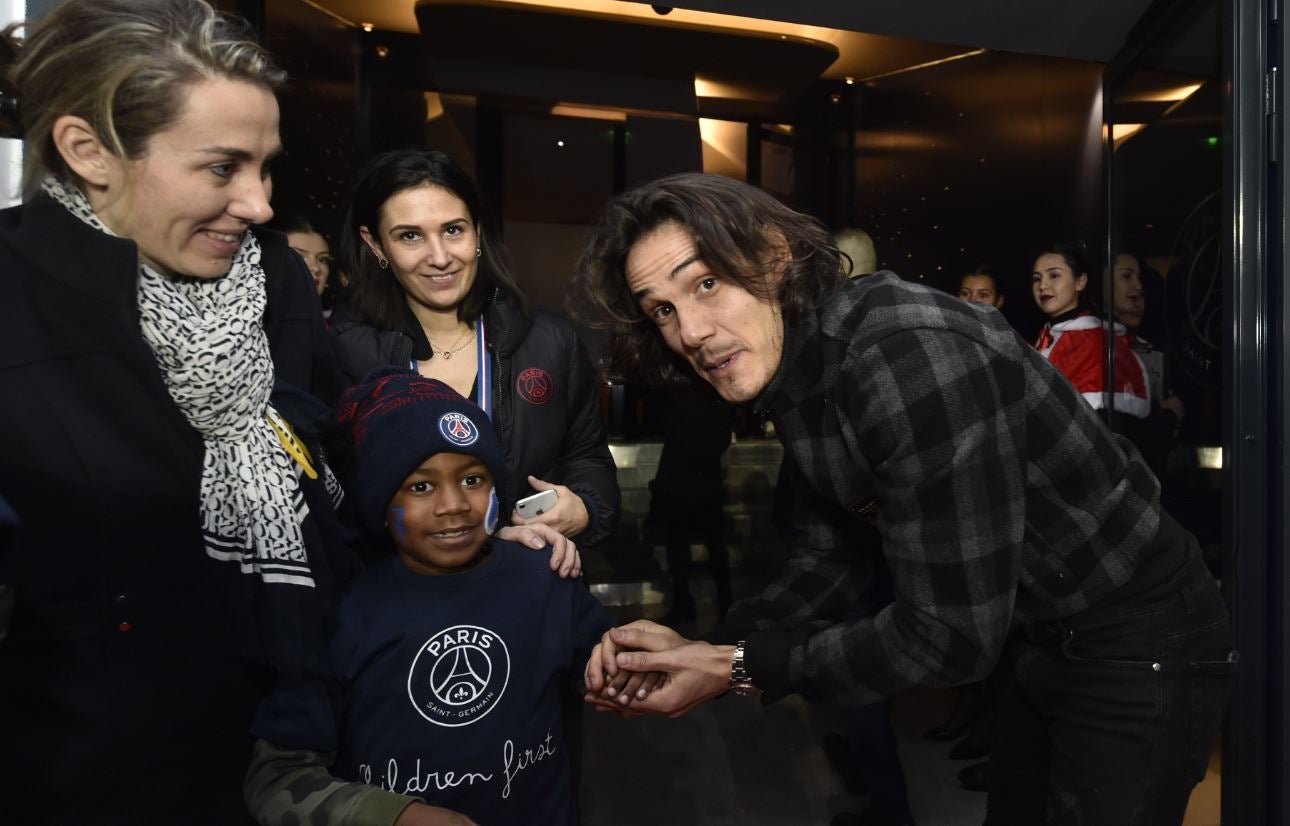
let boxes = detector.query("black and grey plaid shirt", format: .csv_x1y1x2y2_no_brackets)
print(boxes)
728,273,1163,706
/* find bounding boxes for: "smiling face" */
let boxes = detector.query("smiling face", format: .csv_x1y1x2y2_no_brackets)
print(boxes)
959,274,1004,308
287,230,332,295
93,78,280,279
1112,253,1145,328
1031,252,1088,318
387,452,494,576
361,184,479,316
626,222,784,404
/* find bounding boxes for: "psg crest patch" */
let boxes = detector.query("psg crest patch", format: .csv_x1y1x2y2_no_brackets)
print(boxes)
438,412,479,446
408,624,510,728
516,367,554,405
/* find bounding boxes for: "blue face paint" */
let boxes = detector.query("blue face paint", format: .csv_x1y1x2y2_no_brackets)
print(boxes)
485,488,499,536
389,505,407,543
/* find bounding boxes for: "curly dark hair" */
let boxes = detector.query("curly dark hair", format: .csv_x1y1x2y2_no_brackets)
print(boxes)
339,148,528,332
568,173,847,386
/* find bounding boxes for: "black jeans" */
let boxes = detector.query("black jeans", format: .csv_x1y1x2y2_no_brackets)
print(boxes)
986,528,1235,825
842,700,914,820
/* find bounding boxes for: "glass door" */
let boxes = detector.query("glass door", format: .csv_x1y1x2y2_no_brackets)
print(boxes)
1104,0,1282,822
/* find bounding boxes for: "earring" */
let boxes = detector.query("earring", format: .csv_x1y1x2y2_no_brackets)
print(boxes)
376,253,389,270
475,247,482,259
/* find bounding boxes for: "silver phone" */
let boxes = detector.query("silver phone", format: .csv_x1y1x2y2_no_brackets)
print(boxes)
515,489,558,519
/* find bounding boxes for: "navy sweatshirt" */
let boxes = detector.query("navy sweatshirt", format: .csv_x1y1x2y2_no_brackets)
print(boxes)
283,540,612,825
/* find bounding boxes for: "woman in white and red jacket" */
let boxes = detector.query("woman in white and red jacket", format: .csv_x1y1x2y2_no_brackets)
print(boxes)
1031,242,1150,418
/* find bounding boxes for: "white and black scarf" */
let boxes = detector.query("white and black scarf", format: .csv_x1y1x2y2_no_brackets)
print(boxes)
43,177,320,589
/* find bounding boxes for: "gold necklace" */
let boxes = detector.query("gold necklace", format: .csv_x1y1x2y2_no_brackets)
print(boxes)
427,329,476,360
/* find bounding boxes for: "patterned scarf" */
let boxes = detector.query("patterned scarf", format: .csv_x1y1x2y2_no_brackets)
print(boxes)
42,177,318,589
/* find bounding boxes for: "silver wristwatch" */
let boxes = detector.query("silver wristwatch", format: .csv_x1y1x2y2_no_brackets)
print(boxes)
729,640,762,696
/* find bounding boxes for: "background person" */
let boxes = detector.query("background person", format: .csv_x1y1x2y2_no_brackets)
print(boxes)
646,381,734,624
0,2,357,821
1030,242,1151,419
835,227,877,278
958,264,1005,309
269,212,350,321
332,149,619,547
272,213,333,297
571,173,1233,826
1110,250,1185,480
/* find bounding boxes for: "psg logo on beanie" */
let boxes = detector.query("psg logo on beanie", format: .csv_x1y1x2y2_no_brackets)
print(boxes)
438,412,478,446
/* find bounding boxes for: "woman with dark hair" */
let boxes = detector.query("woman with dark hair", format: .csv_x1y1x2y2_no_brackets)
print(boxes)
268,213,350,320
332,148,619,546
270,214,333,294
1111,251,1186,478
1031,242,1150,418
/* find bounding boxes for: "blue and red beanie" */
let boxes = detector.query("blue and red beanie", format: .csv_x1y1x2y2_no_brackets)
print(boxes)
338,367,508,538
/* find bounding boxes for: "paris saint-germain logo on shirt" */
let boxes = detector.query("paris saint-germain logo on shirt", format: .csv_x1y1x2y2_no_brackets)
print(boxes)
408,624,510,728
438,412,478,447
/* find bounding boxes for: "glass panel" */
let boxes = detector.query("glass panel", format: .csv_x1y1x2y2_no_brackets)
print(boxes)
1104,2,1224,819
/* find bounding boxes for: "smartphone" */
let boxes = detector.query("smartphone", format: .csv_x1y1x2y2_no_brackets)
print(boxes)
515,489,558,519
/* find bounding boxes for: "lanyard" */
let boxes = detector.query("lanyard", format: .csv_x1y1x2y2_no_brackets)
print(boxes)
410,316,492,420
474,316,492,420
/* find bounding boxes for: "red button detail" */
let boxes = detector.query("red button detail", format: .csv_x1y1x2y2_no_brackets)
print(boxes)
117,622,133,633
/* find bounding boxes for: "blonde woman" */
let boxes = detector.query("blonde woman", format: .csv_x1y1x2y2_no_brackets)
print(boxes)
1,2,373,822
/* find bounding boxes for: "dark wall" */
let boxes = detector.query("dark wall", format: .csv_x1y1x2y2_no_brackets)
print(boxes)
260,3,1106,347
846,52,1104,340
262,0,360,244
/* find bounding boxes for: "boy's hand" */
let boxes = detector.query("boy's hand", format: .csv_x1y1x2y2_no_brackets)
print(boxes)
496,523,582,579
509,476,589,538
583,623,731,717
395,803,478,825
584,621,683,706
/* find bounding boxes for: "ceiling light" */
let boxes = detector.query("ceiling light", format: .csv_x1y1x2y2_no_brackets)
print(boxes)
857,48,988,83
1127,82,1204,103
845,77,855,85
424,92,444,122
1112,122,1146,149
550,104,627,122
360,22,374,32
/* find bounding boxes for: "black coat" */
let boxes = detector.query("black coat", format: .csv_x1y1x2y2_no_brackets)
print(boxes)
0,194,348,825
331,296,621,546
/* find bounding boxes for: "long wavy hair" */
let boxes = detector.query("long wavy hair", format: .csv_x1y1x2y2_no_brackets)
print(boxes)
340,148,528,332
569,173,847,386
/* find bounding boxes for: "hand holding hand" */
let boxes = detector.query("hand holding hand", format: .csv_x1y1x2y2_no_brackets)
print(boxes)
584,622,733,718
496,522,581,579
510,476,589,539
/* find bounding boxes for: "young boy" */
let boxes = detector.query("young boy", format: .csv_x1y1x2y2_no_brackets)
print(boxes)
246,369,615,826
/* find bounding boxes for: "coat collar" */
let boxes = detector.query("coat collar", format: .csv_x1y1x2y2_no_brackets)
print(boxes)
1,193,141,306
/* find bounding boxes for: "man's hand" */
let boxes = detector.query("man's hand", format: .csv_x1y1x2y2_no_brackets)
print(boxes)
496,523,581,579
510,476,589,539
395,802,478,825
584,623,734,718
